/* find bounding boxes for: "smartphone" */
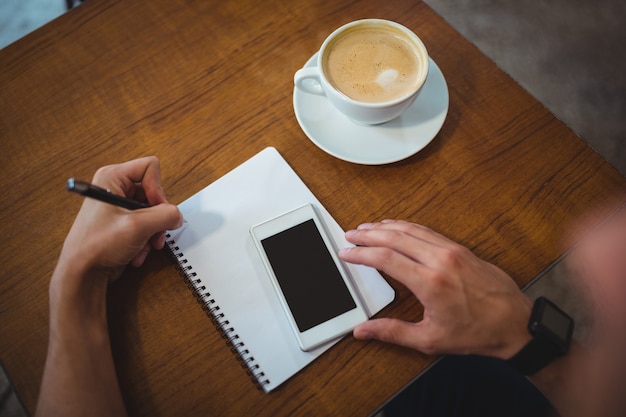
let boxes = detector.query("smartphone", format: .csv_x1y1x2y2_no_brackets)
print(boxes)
250,204,368,351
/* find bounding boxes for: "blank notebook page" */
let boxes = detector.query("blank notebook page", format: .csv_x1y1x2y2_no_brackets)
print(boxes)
166,147,395,392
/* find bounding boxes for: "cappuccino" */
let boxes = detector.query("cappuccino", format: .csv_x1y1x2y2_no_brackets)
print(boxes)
323,25,423,103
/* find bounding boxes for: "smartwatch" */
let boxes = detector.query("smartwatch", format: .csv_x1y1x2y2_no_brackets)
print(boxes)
507,296,574,375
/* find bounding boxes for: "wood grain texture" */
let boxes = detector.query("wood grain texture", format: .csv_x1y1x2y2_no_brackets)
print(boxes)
0,0,624,415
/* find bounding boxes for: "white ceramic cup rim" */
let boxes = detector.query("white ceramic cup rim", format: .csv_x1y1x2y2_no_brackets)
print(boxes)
317,19,429,108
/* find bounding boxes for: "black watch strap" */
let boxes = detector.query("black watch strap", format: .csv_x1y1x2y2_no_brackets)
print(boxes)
506,335,562,375
506,297,574,375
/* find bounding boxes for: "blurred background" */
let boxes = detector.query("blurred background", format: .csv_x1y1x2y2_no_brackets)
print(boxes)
424,0,626,176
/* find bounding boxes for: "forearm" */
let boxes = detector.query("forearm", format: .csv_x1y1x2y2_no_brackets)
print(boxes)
35,156,183,416
36,261,127,417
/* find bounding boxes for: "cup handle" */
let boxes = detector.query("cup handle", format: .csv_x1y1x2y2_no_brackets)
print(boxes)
294,67,325,95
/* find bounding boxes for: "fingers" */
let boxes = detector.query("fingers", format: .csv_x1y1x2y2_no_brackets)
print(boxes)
131,242,152,267
350,220,452,249
340,244,431,297
354,318,439,354
150,231,168,250
127,203,182,267
135,203,183,237
93,156,169,206
344,219,534,359
64,157,182,273
339,220,454,296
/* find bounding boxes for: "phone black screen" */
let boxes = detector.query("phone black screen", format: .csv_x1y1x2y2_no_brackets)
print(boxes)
261,219,356,332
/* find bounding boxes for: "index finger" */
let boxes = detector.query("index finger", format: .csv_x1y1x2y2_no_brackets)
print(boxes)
339,243,432,299
94,156,168,206
360,220,456,248
344,223,449,271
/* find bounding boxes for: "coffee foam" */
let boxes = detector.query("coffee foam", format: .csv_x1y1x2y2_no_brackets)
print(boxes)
324,25,422,103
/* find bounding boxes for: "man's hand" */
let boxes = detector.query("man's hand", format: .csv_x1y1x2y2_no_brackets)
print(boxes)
37,156,183,417
58,156,184,284
339,220,532,359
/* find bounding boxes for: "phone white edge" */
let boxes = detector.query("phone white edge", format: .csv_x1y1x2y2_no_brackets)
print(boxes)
250,203,368,351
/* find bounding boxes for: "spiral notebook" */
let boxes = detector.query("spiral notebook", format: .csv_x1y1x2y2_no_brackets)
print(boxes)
166,147,395,392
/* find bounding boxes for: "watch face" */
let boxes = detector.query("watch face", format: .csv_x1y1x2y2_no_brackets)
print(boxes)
531,297,574,353
541,302,572,341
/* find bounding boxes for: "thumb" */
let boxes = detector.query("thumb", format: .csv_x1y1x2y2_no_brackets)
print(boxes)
354,318,431,352
135,203,183,241
128,204,183,267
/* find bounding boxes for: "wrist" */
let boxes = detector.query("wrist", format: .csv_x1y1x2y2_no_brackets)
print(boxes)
50,254,117,327
491,295,534,360
506,297,575,375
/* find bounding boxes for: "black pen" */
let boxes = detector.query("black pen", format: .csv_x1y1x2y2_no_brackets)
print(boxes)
66,178,149,210
67,178,187,226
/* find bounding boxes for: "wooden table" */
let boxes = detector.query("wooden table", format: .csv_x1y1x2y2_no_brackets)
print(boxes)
1,0,624,415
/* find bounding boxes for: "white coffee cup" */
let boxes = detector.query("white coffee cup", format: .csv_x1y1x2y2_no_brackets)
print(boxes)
294,19,429,125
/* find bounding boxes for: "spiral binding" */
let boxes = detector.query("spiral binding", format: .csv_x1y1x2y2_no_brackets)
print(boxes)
165,234,270,389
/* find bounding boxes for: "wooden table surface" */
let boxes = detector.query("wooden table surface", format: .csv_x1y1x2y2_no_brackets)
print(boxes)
1,0,624,415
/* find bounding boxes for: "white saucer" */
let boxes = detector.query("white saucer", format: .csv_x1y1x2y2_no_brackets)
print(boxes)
293,53,449,165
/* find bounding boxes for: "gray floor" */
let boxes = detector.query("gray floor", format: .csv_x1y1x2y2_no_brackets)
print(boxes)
0,0,65,50
423,0,626,176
